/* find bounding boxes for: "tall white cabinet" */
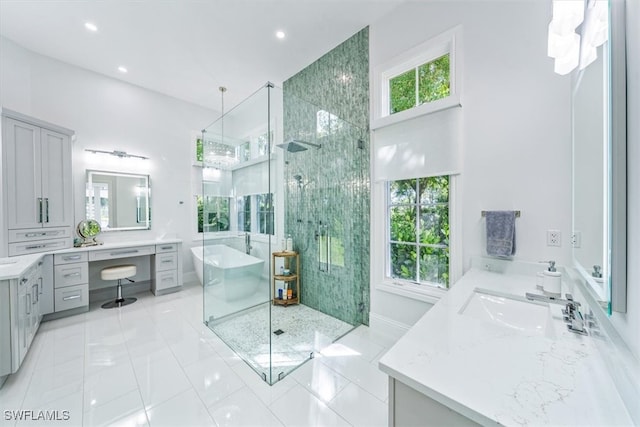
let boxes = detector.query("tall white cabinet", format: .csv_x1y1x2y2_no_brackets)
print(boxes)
1,109,74,257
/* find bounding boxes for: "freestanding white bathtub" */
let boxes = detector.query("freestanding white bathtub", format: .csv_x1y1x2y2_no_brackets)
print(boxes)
190,244,264,301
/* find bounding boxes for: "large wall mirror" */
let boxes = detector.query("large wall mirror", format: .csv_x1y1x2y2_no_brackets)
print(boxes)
572,0,626,314
86,170,151,231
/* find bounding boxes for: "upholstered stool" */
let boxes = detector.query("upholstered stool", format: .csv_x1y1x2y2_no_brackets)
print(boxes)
101,265,137,309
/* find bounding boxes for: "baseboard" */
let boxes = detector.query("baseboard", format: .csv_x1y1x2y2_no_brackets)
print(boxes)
369,312,411,340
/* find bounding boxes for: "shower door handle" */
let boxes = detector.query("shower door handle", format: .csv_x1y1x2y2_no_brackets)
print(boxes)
317,224,330,273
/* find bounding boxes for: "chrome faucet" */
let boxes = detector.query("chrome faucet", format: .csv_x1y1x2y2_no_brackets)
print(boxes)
244,232,252,254
525,292,587,335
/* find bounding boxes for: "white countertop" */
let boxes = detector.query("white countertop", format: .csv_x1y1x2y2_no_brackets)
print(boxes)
0,239,182,281
379,267,633,426
0,254,47,281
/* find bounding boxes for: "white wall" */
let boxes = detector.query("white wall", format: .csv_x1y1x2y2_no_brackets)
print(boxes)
369,1,573,331
610,0,639,360
0,37,219,276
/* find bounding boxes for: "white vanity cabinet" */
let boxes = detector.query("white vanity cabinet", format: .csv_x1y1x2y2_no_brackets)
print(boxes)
151,242,183,295
1,110,74,257
0,262,43,379
53,252,89,313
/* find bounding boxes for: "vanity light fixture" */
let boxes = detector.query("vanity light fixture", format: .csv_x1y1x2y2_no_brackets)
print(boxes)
275,30,286,39
118,66,128,73
84,22,98,32
85,148,149,160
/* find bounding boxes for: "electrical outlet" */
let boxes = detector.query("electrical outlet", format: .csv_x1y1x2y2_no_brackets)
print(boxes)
547,230,561,247
571,231,582,248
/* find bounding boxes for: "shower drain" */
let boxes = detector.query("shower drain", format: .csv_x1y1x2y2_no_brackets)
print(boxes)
273,329,284,336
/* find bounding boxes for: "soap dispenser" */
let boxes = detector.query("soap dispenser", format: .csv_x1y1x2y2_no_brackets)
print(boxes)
542,260,562,297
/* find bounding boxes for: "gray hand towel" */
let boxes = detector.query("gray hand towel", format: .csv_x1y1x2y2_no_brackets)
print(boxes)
486,210,516,258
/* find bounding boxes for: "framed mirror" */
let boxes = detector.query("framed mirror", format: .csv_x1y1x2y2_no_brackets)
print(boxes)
572,0,626,314
86,170,151,231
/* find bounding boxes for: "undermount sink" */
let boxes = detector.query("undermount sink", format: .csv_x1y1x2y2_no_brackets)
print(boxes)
0,259,17,267
460,287,552,336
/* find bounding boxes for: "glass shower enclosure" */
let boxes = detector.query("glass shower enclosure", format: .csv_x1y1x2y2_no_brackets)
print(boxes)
200,83,369,385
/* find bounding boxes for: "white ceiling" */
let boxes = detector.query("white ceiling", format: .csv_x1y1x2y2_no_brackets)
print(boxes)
0,0,405,111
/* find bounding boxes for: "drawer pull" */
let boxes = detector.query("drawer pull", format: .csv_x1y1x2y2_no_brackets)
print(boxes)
63,295,81,301
64,272,82,278
26,244,45,250
161,259,173,263
161,246,173,250
110,250,139,256
64,255,82,261
25,232,47,237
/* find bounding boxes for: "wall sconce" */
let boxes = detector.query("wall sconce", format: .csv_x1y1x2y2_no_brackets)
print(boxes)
548,0,608,75
85,148,149,160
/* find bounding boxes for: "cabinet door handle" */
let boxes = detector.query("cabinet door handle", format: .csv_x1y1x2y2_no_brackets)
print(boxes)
26,294,31,314
38,198,43,223
21,278,28,284
63,255,82,261
45,198,49,223
25,232,47,238
32,284,38,303
110,250,139,256
39,277,43,295
62,295,81,301
64,272,81,278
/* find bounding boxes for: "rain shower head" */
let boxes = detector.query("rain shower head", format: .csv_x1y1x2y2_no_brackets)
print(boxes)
276,139,321,153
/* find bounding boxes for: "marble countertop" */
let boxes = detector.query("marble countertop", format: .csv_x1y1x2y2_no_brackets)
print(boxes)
0,238,182,281
378,266,633,426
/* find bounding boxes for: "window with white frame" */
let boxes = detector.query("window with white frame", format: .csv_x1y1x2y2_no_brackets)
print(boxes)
197,195,230,233
373,26,461,128
387,176,450,288
388,54,450,115
236,193,274,236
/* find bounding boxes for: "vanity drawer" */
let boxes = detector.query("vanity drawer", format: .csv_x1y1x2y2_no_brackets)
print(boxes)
54,284,88,312
156,243,177,253
8,227,71,243
54,263,89,288
154,270,178,292
54,252,88,265
9,238,71,257
89,245,155,261
155,252,177,272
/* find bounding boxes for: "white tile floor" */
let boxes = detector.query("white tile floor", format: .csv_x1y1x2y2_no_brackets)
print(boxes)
0,282,398,427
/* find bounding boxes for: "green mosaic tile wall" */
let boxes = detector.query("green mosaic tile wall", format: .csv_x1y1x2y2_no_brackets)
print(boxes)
283,28,370,326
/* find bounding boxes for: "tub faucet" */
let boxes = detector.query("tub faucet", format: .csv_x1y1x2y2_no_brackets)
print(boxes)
245,233,252,254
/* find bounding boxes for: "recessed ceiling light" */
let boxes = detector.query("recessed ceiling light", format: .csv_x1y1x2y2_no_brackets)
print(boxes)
117,66,128,73
275,30,286,39
84,22,98,32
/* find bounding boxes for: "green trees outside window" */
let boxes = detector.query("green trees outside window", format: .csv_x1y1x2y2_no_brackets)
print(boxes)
389,54,451,115
388,176,449,287
197,196,230,233
257,193,274,235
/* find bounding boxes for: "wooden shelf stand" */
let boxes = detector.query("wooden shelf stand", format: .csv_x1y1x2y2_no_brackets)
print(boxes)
271,251,300,306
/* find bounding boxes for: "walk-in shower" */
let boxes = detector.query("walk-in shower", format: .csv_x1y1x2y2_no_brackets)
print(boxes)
199,82,368,385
